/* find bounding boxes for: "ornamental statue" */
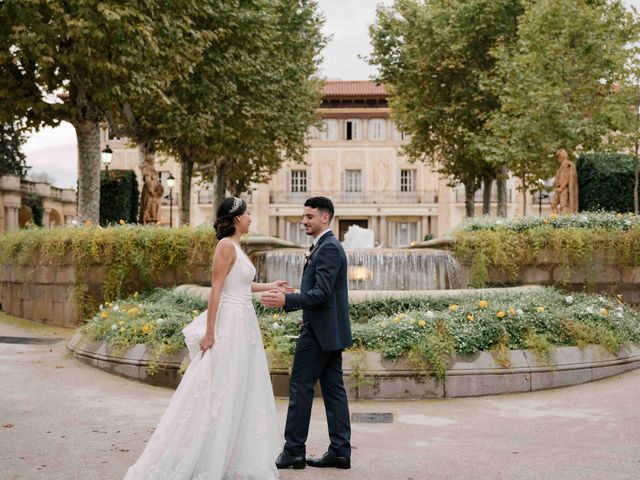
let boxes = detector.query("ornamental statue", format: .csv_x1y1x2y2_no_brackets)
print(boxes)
550,148,579,214
139,159,164,224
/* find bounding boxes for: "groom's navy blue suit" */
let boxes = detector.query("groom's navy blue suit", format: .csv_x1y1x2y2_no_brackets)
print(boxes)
283,230,352,458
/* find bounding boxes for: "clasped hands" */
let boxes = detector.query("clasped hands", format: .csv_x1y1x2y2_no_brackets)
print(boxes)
261,280,294,308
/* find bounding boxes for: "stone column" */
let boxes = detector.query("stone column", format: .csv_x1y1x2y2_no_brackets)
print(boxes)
277,215,285,240
43,208,51,228
380,215,388,247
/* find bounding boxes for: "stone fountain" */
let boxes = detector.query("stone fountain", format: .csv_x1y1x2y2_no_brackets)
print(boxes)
253,225,463,291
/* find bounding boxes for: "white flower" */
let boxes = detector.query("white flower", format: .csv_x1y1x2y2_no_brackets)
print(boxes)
565,295,574,305
112,305,120,312
272,322,281,329
615,312,624,318
579,215,589,223
99,304,104,311
516,308,524,316
496,220,503,225
586,306,594,314
71,219,78,226
615,306,624,313
426,311,434,318
156,318,165,325
625,220,632,226
111,324,118,331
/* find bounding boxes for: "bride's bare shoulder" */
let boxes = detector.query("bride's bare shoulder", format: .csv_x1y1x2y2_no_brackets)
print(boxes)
215,238,237,255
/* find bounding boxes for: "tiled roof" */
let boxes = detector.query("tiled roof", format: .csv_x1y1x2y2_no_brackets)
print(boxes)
322,80,387,98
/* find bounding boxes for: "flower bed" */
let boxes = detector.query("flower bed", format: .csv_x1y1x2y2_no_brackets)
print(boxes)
81,287,640,379
453,212,640,288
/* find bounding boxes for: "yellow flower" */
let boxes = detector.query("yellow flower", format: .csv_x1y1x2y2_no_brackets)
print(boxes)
479,300,488,309
409,318,416,325
142,325,151,334
100,311,108,319
466,314,474,322
496,310,506,318
133,291,139,298
550,213,558,220
119,321,124,325
84,220,93,227
508,307,516,316
536,306,545,313
393,317,401,324
272,313,280,321
600,308,609,317
120,327,125,333
543,218,549,224
418,320,426,328
449,304,458,312
127,307,140,316
616,213,623,219
398,312,406,319
119,219,126,225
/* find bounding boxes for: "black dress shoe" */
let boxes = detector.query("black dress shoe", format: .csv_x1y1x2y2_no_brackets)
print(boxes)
275,451,306,469
306,452,351,469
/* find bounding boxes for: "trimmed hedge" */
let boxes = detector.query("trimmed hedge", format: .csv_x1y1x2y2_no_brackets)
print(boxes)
100,170,139,226
577,153,638,212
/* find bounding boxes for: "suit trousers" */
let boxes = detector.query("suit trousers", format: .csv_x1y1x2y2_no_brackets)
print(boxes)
283,323,351,458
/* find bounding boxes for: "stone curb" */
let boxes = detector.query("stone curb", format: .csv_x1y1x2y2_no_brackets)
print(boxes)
67,332,640,399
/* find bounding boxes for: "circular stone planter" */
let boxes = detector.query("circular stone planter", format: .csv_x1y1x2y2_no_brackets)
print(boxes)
67,331,640,399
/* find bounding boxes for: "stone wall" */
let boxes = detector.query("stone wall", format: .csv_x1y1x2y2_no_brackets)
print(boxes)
0,235,300,327
473,248,640,306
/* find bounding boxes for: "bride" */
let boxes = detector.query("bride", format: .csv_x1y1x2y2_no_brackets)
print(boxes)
124,197,285,480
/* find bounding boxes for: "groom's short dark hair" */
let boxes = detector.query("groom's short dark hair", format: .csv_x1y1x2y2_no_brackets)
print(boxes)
304,196,334,220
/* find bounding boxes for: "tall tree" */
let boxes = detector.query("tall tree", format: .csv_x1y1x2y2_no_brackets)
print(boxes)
0,121,29,178
485,0,638,213
369,0,524,217
0,1,209,223
154,0,325,221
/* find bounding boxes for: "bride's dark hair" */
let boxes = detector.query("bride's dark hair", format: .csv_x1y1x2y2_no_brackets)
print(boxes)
214,197,247,240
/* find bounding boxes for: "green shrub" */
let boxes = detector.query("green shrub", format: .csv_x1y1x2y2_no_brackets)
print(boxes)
82,287,640,379
577,153,638,213
100,170,139,226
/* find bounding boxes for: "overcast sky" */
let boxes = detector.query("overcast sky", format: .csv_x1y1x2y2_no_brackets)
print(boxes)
21,0,637,188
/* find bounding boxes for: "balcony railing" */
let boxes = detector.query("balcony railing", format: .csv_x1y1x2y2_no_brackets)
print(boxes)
197,190,254,205
269,190,438,205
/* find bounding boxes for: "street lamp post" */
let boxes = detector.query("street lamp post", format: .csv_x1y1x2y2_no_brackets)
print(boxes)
167,174,176,228
101,145,113,172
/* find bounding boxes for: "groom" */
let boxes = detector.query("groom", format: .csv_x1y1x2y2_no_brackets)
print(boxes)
261,196,352,470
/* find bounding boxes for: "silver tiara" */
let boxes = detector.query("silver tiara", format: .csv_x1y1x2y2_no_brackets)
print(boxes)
228,197,243,214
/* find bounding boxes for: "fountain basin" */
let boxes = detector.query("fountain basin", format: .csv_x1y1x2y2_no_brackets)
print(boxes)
253,248,463,290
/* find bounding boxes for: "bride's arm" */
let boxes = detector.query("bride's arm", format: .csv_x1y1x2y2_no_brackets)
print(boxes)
251,281,289,293
200,241,235,352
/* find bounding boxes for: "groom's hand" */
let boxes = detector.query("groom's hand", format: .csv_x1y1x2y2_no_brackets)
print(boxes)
261,289,286,308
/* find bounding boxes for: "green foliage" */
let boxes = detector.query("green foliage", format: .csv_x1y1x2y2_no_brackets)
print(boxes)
577,153,638,212
0,122,28,178
82,287,640,380
369,0,525,214
454,212,640,287
99,170,140,226
486,0,638,195
21,193,44,227
0,225,217,320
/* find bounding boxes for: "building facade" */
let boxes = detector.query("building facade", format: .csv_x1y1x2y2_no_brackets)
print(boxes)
101,80,551,245
0,175,77,234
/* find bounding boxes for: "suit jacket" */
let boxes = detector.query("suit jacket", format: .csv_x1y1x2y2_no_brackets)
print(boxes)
284,231,353,352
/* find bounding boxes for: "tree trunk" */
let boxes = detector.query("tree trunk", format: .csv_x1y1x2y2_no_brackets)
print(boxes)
635,139,639,215
213,162,226,209
75,120,102,224
180,155,193,226
464,179,476,218
138,142,156,167
482,176,492,216
496,165,508,217
522,190,527,216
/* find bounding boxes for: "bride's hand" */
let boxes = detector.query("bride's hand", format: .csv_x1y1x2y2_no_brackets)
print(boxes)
200,332,215,355
271,280,289,292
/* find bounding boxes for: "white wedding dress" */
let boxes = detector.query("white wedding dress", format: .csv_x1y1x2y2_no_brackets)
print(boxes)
124,242,280,480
